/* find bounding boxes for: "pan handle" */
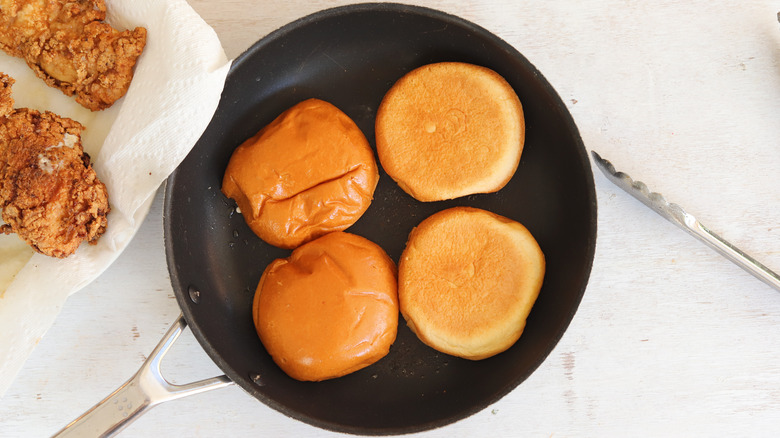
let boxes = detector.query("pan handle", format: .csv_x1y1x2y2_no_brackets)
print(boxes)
52,314,234,437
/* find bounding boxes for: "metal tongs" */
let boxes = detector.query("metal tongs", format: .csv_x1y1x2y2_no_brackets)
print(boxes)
592,151,780,291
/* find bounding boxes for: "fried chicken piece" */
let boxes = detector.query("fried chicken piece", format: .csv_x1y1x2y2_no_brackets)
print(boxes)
0,0,146,111
0,73,12,116
0,73,109,258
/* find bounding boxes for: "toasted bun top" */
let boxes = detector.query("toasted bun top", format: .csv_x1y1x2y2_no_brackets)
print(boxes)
222,98,379,249
253,231,398,381
375,62,524,202
398,207,545,360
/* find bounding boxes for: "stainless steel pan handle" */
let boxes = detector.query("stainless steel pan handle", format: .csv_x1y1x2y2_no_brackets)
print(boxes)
53,314,233,437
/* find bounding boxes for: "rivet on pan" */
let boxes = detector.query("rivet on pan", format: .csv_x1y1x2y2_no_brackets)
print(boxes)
250,373,265,386
233,229,239,238
188,286,201,304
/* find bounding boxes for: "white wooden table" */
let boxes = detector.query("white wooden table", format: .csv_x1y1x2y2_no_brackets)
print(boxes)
4,1,780,436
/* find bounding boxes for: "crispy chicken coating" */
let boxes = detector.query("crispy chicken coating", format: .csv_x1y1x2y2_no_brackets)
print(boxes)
0,73,109,258
0,73,12,116
0,0,146,111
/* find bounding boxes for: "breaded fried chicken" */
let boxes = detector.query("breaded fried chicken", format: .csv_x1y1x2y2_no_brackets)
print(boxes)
0,0,146,111
0,73,109,258
0,73,12,116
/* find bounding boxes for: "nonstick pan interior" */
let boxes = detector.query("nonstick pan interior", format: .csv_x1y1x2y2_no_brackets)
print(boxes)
164,3,596,435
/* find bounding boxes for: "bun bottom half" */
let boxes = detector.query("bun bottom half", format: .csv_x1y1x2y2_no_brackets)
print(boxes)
398,207,545,360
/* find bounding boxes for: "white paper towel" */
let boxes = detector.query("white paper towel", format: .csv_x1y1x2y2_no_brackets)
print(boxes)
0,0,230,396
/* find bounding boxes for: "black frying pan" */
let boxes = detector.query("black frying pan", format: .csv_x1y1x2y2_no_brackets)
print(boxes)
163,3,596,435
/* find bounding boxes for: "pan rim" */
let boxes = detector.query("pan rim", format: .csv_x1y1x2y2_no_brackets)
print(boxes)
164,2,597,435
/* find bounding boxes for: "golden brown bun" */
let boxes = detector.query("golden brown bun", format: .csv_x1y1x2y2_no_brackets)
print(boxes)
398,207,544,360
375,62,524,202
222,99,378,249
253,231,399,381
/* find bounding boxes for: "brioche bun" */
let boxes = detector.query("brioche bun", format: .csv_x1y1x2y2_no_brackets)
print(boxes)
253,231,398,381
222,98,378,249
375,62,524,202
398,207,544,360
